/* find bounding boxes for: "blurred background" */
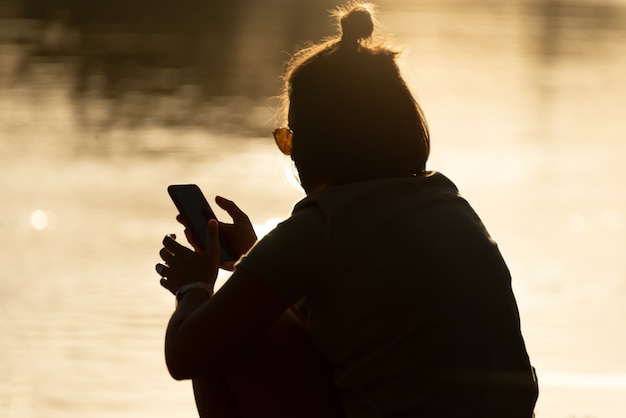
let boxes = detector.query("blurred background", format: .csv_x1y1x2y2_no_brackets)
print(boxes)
1,0,625,417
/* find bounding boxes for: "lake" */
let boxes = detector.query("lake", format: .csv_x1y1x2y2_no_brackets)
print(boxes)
1,1,625,417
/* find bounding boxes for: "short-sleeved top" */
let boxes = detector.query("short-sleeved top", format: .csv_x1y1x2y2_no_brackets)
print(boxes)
237,172,538,418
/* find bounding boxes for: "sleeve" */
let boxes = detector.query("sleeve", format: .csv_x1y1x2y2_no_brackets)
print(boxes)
235,204,328,304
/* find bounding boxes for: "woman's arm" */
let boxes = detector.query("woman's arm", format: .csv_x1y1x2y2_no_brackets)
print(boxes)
158,196,309,380
164,266,292,380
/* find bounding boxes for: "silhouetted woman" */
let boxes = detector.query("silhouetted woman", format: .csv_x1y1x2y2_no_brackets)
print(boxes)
157,3,538,417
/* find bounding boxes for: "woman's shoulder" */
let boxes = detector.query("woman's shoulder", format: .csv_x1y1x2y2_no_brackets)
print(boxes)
293,171,459,215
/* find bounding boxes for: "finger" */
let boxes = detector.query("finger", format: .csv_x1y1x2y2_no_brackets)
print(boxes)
159,248,175,265
206,219,221,267
155,263,167,276
162,234,185,253
184,227,193,243
215,196,248,222
160,277,175,295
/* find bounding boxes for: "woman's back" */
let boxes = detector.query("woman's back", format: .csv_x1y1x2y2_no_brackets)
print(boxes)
238,172,538,417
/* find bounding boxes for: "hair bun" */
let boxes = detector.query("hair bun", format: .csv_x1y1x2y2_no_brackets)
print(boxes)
340,5,374,44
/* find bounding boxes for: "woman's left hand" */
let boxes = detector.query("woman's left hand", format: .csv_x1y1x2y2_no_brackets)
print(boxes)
157,219,221,295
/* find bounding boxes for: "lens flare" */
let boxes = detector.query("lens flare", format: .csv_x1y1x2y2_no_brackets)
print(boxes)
31,209,48,231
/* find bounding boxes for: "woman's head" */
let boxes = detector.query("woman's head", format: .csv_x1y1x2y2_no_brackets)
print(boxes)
278,3,430,193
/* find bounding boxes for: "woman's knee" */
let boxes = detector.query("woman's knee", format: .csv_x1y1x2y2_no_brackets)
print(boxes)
222,309,343,418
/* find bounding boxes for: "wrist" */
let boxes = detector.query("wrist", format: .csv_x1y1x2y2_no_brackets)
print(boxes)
175,282,212,307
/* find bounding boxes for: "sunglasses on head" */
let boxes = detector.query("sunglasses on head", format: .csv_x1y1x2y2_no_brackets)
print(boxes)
273,127,293,156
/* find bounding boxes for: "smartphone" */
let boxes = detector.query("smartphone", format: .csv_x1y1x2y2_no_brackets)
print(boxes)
167,184,236,264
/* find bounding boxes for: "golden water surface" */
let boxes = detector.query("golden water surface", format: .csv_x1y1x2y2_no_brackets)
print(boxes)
1,1,626,417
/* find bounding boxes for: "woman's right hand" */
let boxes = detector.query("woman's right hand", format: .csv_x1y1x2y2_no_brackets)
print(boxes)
213,196,257,257
176,196,257,259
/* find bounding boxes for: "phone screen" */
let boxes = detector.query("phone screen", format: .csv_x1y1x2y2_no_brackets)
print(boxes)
167,184,235,263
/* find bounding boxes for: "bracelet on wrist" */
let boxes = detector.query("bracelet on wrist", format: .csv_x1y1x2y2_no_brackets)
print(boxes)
175,282,212,307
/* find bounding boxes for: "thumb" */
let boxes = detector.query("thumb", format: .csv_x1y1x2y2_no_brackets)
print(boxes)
206,219,221,266
215,196,247,223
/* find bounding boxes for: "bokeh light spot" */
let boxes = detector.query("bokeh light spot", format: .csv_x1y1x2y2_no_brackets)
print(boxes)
31,209,48,231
